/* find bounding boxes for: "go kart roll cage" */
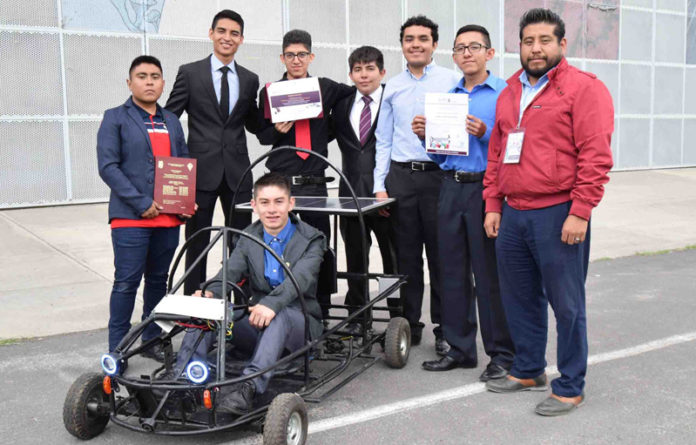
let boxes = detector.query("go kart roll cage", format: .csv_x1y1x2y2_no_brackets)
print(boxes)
105,146,406,435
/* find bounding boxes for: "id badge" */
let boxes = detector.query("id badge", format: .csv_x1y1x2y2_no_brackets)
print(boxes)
503,128,525,164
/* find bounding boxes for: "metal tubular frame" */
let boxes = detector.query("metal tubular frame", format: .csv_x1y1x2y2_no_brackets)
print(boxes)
104,146,407,435
229,146,372,335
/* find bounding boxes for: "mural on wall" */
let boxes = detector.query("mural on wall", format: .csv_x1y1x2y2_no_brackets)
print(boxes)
62,0,166,33
505,0,620,60
111,0,165,32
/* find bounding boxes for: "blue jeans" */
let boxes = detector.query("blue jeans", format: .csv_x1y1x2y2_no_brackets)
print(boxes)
496,202,590,397
108,226,180,351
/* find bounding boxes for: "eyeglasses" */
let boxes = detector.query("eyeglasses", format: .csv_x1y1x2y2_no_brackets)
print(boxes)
452,43,488,54
283,51,311,61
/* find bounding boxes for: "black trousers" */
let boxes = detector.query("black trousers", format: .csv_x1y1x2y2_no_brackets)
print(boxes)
438,177,514,366
287,181,331,318
339,213,396,312
184,175,251,294
385,162,442,337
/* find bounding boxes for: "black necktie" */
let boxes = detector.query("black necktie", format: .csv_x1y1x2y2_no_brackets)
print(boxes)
219,66,230,121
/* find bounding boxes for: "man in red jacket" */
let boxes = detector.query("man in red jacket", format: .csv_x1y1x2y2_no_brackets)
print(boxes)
482,8,613,416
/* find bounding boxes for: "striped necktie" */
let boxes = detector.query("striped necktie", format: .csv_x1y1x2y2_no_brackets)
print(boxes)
359,95,373,146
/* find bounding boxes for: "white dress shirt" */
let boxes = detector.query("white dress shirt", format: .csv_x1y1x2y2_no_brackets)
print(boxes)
349,85,383,139
210,54,240,114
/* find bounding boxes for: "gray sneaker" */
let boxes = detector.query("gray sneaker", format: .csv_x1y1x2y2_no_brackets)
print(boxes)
535,394,585,416
486,374,548,393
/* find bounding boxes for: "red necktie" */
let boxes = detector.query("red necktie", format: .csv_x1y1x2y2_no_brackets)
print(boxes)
295,119,311,160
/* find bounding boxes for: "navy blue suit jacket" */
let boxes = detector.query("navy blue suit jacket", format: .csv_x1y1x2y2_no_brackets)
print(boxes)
97,97,189,222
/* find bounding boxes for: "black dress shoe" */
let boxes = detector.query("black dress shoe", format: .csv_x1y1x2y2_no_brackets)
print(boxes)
435,337,450,357
479,362,509,382
217,381,256,415
344,322,362,336
422,355,477,371
140,343,166,363
411,331,422,346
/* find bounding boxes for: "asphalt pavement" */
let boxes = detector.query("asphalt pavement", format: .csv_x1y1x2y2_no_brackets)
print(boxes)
1,249,695,444
1,167,696,444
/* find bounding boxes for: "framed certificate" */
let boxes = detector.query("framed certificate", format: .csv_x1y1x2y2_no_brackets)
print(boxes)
153,156,196,214
425,92,469,156
265,77,323,123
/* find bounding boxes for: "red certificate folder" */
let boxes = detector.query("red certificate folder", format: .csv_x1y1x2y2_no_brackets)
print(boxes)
154,156,196,214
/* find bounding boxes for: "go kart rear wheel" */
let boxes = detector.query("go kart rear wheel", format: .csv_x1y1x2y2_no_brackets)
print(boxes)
384,317,411,368
63,372,110,440
263,393,307,445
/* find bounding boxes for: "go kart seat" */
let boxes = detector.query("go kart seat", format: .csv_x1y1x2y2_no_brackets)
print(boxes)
317,247,337,296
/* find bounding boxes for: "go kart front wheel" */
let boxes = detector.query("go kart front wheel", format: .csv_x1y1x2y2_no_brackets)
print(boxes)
263,393,307,445
63,372,110,440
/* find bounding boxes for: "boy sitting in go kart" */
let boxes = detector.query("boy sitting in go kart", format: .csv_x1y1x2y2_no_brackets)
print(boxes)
171,172,326,414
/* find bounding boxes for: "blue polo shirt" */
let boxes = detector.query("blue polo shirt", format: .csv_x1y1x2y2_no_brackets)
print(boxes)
427,72,507,173
262,220,296,288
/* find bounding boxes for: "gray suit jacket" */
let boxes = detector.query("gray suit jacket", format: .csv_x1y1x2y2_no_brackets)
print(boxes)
206,215,326,340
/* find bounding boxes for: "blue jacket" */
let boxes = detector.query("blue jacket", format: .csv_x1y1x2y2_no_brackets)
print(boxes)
97,97,189,222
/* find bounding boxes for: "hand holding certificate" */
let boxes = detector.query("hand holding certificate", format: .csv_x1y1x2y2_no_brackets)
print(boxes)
265,77,323,123
424,92,469,156
154,156,196,214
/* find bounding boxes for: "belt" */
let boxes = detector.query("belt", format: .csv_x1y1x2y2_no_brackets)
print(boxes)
391,160,439,171
289,175,335,186
450,170,485,183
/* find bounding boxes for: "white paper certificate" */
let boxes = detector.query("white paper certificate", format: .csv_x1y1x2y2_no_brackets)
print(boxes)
266,77,323,123
425,93,469,156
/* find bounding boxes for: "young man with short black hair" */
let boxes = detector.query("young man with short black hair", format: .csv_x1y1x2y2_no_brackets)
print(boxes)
483,9,614,416
172,172,326,414
98,55,190,357
166,9,260,295
374,15,460,351
412,24,515,380
256,29,353,318
330,46,396,325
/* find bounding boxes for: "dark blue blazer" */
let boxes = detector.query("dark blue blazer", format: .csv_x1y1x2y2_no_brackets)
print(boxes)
97,96,189,222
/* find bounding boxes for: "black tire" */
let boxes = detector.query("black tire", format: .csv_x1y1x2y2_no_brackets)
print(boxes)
63,372,110,440
384,317,411,368
263,393,308,445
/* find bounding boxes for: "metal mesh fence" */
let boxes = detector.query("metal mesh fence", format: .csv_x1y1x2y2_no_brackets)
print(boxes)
0,0,58,27
68,120,110,200
0,31,64,115
63,34,143,115
1,0,695,208
147,37,211,102
0,121,67,205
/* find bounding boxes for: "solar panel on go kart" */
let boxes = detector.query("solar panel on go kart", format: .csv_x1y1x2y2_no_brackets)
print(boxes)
236,196,396,215
62,147,410,445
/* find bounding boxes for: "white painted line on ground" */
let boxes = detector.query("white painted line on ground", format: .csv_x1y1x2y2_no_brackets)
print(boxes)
306,331,696,435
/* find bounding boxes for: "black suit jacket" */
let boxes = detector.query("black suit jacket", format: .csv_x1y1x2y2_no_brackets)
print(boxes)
330,85,384,197
165,55,259,197
257,75,353,175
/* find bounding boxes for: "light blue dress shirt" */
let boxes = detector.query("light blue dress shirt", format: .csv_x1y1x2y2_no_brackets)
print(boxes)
373,62,460,193
262,220,296,288
427,72,507,173
518,69,551,124
210,54,240,114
